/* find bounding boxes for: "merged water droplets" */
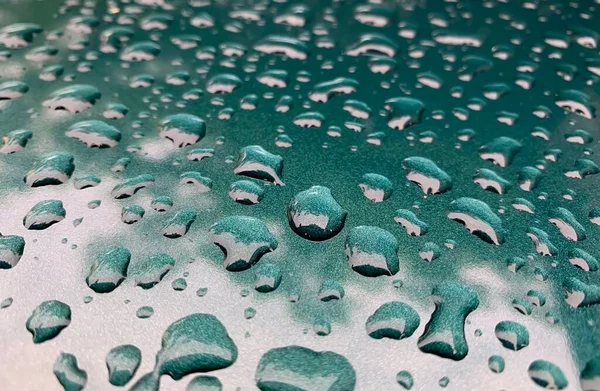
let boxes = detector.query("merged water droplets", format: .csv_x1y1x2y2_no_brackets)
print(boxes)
2,0,600,388
394,209,428,236
293,111,325,128
120,41,161,62
112,175,155,199
253,35,309,60
526,227,558,256
309,77,359,103
555,89,595,119
417,282,479,361
473,169,511,194
346,33,398,57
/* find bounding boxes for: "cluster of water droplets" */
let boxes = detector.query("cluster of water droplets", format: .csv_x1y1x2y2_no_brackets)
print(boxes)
1,0,600,389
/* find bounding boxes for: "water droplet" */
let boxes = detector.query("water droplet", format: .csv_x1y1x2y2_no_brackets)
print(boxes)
106,344,141,386
345,226,399,277
366,302,419,340
26,300,71,343
136,306,154,319
548,207,586,242
186,376,223,391
580,356,600,391
23,200,65,230
563,277,600,308
488,355,505,373
1,297,13,309
394,209,428,236
255,346,355,391
253,263,282,293
130,254,175,289
162,208,197,238
86,247,131,293
130,313,237,390
495,320,529,351
418,282,479,360
233,145,284,186
43,84,101,113
159,114,206,148
172,278,187,291
403,157,452,194
528,360,568,390
319,280,345,301
210,216,278,271
53,352,87,391
287,186,347,241
359,173,393,202
448,198,505,245
24,152,75,187
228,180,264,205
1,129,32,154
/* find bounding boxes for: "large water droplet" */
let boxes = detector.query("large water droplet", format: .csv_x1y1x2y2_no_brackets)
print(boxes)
26,300,71,343
287,186,347,241
255,346,356,391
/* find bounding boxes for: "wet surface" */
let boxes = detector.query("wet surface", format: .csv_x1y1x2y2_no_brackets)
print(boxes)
1,0,600,390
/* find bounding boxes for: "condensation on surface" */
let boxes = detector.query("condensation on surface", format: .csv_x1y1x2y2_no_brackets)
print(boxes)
0,0,600,390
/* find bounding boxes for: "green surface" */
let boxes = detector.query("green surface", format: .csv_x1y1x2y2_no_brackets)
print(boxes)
0,0,600,390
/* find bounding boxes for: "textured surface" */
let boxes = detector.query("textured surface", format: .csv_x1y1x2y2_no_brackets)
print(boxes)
0,0,600,390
